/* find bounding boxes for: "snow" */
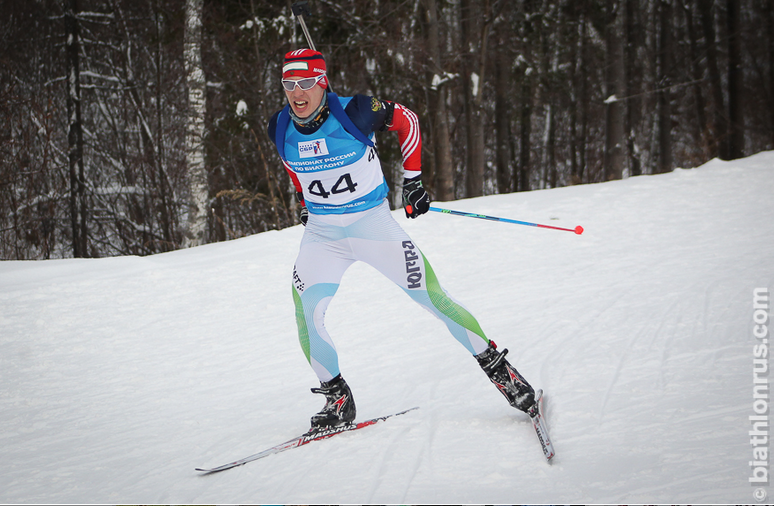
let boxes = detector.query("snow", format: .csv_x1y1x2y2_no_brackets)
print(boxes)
2,152,774,503
235,99,248,117
430,71,458,90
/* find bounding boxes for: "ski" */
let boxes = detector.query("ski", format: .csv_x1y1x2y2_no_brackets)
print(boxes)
195,406,419,474
528,389,555,461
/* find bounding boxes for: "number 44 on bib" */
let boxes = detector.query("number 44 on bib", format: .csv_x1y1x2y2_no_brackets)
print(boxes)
308,173,358,199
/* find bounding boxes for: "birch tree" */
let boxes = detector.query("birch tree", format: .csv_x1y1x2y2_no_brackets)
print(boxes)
183,0,208,247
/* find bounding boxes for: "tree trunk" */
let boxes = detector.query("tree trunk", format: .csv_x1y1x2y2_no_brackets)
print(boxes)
682,0,709,157
697,0,728,159
770,0,774,147
604,0,625,180
518,74,532,192
432,86,455,201
64,0,88,257
460,0,487,198
517,0,535,192
657,0,674,173
542,7,558,189
769,0,774,147
574,11,590,184
494,8,512,194
726,0,744,159
183,0,208,247
153,0,174,249
625,0,642,176
423,0,454,201
569,13,581,184
494,50,512,193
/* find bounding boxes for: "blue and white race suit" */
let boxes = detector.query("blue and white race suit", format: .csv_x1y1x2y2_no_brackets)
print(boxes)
270,94,491,382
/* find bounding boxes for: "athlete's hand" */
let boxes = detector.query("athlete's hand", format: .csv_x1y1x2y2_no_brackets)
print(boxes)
402,176,430,219
297,191,309,226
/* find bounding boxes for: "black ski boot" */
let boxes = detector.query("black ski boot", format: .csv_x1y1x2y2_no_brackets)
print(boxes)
475,341,536,413
310,374,356,431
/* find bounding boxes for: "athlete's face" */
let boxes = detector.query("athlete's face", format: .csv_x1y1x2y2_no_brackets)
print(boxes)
284,78,325,119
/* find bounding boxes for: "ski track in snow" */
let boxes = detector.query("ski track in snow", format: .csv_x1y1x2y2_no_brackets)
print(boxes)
1,152,774,503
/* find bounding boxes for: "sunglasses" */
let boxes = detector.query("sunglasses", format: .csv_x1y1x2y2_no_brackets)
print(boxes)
281,74,326,92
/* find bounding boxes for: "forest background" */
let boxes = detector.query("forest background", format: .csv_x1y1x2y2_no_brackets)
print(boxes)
2,0,772,259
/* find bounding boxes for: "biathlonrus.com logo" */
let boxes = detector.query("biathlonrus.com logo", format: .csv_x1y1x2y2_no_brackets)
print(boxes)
298,139,329,158
751,287,770,502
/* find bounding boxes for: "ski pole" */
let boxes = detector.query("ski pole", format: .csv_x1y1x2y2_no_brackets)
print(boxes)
291,1,334,93
291,1,316,51
428,206,584,235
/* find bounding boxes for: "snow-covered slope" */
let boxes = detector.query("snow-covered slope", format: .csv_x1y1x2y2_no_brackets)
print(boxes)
2,152,773,504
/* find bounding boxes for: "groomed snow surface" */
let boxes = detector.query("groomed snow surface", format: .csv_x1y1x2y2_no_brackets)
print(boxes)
2,152,774,504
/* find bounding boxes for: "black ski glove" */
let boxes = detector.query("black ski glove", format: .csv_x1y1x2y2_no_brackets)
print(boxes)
402,176,430,219
297,192,309,226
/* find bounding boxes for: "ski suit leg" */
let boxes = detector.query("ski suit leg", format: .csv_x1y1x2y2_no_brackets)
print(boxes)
292,200,491,383
347,202,491,357
292,220,356,383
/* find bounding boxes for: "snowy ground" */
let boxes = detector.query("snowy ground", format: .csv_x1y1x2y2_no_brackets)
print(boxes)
2,152,773,504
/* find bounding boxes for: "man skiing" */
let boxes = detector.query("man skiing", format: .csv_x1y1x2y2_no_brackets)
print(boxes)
268,49,538,432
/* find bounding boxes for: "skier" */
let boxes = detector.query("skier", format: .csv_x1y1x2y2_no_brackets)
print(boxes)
268,49,537,431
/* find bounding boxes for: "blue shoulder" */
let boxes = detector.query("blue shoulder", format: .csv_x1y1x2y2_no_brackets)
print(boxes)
344,94,388,138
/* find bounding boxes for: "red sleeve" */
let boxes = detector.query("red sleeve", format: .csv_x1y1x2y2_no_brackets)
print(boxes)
387,103,422,177
284,160,303,195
